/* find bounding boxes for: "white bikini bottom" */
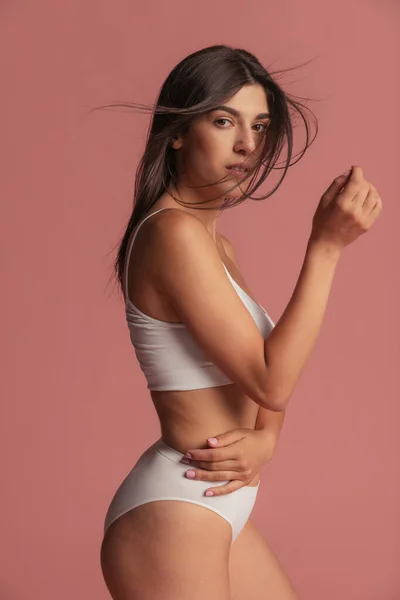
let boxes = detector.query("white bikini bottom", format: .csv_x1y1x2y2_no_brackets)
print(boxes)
103,437,260,543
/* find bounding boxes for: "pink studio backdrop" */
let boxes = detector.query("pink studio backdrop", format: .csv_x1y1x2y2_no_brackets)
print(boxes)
1,1,398,599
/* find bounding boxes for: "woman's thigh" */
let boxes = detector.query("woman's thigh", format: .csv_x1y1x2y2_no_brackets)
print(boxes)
229,518,299,600
100,500,232,600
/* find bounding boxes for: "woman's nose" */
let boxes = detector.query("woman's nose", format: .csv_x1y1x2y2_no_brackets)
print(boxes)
233,131,257,154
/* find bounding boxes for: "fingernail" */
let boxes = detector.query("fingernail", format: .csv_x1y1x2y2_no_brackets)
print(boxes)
207,438,218,445
342,169,351,177
184,452,192,459
205,490,214,496
181,457,190,464
186,470,196,478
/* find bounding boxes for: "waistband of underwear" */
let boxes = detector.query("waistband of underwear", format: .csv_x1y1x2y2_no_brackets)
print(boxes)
155,438,186,462
155,438,261,489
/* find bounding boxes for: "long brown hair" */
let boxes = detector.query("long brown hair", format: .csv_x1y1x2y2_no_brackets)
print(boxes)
93,45,319,296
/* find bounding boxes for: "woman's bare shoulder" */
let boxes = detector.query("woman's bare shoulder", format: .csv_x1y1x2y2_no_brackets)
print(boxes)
136,207,212,276
134,207,202,254
143,206,204,233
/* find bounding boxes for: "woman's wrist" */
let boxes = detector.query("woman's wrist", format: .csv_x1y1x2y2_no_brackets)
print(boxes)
254,428,278,457
307,234,343,260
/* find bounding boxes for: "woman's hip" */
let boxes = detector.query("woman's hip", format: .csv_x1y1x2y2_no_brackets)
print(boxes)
103,438,261,542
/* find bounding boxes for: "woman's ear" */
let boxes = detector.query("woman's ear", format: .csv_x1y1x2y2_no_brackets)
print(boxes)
170,135,183,150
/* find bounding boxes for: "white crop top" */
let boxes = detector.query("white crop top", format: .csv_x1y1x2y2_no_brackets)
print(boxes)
123,208,275,391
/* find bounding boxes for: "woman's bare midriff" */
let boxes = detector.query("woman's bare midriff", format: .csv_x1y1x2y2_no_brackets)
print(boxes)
151,385,261,486
126,203,263,487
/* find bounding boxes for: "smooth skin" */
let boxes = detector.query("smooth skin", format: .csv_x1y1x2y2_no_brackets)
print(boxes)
101,507,298,600
101,84,300,598
102,82,383,597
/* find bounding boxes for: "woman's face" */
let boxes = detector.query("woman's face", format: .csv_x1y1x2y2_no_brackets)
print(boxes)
171,84,271,204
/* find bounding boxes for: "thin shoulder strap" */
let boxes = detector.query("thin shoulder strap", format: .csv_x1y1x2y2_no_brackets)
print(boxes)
123,207,171,297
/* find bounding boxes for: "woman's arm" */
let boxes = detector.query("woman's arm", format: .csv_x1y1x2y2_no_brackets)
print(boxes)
220,231,340,416
262,238,340,409
219,233,286,445
254,405,286,451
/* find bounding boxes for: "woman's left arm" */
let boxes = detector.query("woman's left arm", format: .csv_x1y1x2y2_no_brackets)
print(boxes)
218,231,286,446
254,404,286,450
179,235,287,496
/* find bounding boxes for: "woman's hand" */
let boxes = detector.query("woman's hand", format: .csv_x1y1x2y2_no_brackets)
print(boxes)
180,428,276,496
311,165,383,252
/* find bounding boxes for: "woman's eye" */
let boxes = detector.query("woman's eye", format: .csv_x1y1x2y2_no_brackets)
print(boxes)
253,123,268,133
214,118,232,127
214,119,268,132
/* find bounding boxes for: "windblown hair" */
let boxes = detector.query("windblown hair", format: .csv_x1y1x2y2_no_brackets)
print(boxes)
93,44,319,295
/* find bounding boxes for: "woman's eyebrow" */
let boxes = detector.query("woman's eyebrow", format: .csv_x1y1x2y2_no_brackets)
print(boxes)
213,105,271,119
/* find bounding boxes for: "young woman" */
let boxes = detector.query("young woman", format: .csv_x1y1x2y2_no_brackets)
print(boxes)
99,45,382,599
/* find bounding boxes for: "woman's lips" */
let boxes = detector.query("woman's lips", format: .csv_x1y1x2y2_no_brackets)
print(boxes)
225,167,248,177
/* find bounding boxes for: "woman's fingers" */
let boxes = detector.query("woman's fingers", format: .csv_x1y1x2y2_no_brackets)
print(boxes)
182,457,238,470
183,469,247,496
184,468,250,483
203,479,246,496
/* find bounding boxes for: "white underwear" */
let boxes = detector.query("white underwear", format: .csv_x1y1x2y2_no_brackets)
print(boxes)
103,438,260,543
